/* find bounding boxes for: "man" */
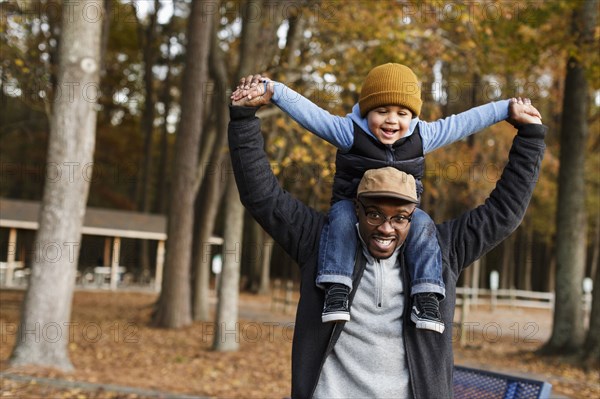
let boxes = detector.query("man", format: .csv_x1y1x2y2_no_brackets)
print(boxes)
229,90,545,398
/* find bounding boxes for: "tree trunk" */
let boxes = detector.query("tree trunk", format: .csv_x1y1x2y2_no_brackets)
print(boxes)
538,241,552,292
195,125,218,193
467,72,480,148
100,0,111,77
543,0,595,354
501,234,515,289
154,5,177,215
192,13,230,321
212,0,264,351
192,159,225,321
582,195,600,366
152,0,213,328
516,230,528,290
154,37,173,214
10,0,103,370
133,0,160,277
249,216,265,292
514,228,523,289
583,243,600,367
213,171,245,351
282,10,304,77
240,212,253,290
590,214,600,288
259,232,274,294
547,244,556,293
523,226,533,291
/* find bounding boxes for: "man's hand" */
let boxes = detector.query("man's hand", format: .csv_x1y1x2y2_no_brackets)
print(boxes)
230,74,274,107
507,97,542,127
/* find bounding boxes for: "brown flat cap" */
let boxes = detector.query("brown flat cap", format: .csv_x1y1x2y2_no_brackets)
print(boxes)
357,167,418,204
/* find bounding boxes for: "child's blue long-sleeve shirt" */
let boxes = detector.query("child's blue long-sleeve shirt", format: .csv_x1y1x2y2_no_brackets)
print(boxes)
271,82,510,153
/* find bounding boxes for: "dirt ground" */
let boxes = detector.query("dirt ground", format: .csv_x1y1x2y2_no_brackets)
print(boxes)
0,289,598,399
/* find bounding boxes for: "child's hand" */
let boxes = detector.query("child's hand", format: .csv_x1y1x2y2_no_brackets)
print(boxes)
230,74,264,101
230,74,274,106
507,97,542,127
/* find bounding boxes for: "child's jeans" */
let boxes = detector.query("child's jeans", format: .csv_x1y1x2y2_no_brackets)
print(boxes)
317,199,446,298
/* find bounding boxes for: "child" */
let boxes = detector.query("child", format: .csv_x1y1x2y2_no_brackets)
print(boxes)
232,64,539,334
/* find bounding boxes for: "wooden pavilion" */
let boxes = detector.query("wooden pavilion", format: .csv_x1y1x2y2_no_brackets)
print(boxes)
0,198,222,291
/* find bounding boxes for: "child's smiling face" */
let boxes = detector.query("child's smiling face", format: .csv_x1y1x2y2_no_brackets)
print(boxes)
367,105,413,144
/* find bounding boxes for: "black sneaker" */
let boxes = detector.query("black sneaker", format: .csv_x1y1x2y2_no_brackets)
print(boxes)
411,293,445,333
322,283,350,323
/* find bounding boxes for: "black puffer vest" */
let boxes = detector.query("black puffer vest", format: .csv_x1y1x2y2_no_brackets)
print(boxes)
332,122,425,203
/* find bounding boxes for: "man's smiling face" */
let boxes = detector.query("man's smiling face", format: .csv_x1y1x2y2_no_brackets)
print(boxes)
356,197,416,259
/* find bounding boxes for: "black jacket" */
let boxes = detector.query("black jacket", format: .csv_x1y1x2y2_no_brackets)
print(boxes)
228,106,546,398
332,122,425,202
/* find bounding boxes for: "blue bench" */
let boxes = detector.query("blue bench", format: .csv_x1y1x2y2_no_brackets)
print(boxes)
454,365,553,399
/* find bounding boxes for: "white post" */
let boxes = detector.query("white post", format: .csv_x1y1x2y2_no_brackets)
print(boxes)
110,237,121,290
6,228,17,286
155,240,165,292
583,277,593,329
212,254,223,295
472,258,480,307
490,270,500,311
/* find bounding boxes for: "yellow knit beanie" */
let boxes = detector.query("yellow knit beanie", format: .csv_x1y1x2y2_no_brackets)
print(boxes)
358,63,422,118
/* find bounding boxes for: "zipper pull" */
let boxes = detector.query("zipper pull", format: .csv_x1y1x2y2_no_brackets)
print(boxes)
376,259,382,308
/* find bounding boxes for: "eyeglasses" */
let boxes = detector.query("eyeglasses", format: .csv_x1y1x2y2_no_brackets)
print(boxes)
358,199,414,230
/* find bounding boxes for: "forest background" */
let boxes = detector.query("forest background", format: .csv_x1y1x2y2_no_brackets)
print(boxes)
0,0,599,386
